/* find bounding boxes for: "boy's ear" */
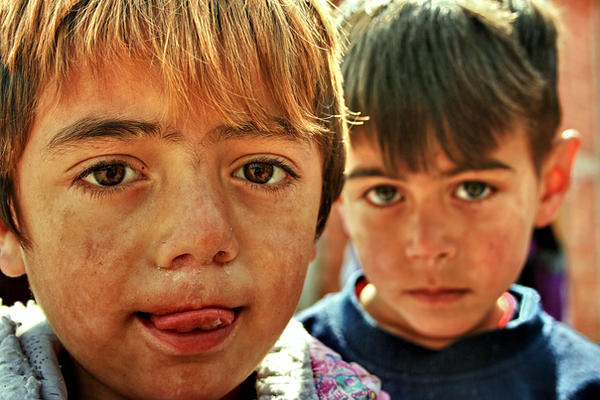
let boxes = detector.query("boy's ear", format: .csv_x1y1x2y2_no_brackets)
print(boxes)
0,222,25,277
534,129,581,227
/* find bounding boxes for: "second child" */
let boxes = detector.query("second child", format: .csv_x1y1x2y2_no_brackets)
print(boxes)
298,0,600,398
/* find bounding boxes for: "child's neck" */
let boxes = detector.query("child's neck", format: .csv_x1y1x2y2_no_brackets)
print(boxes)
221,373,257,400
357,282,516,350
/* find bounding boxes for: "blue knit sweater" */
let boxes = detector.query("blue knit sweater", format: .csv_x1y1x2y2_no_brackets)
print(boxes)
296,273,600,399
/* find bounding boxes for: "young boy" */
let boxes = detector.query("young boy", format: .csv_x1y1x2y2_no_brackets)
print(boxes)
0,1,388,399
297,0,600,397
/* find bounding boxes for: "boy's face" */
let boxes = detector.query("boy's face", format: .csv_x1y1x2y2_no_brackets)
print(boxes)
9,62,322,399
341,130,572,349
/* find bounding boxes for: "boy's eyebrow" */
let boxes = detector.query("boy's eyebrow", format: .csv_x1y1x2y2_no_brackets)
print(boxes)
45,116,301,153
45,117,169,153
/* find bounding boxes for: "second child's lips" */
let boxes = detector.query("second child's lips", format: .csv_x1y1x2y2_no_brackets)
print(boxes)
406,288,469,304
149,308,235,333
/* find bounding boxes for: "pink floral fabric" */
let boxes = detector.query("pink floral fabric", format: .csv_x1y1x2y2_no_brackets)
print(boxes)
309,338,390,400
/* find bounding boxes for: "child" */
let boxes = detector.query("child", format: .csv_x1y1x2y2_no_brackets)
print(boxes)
297,0,600,398
0,1,389,399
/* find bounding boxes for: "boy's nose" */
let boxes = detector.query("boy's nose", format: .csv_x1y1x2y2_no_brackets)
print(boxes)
153,180,239,270
403,208,456,263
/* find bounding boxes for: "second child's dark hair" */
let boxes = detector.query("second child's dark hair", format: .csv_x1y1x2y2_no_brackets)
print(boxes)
499,0,562,166
340,0,554,174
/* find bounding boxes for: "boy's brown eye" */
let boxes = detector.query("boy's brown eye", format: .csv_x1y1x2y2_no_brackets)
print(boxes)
80,162,141,188
234,160,290,186
92,164,126,186
243,162,274,184
77,162,144,190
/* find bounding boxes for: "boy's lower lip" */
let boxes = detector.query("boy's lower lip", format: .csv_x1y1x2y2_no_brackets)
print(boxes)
405,288,469,305
136,308,240,355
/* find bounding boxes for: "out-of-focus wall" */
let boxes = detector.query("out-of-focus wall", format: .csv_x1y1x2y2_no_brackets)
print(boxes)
556,0,600,342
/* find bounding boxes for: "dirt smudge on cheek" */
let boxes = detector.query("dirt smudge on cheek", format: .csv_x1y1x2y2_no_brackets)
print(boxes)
257,221,313,307
481,227,529,286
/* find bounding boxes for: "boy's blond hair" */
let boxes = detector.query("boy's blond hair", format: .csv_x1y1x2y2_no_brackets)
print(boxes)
0,0,346,242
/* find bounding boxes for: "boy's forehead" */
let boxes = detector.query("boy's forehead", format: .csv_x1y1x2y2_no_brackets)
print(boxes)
41,59,287,126
33,60,315,152
45,58,270,114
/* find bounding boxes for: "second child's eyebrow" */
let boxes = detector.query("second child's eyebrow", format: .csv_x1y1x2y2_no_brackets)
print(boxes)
442,160,514,176
346,168,387,180
45,116,303,154
346,160,514,181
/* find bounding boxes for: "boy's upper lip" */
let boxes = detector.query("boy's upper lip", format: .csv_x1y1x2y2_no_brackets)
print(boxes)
135,287,245,316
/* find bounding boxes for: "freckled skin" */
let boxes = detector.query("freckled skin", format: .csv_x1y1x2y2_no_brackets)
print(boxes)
14,63,323,399
341,135,546,349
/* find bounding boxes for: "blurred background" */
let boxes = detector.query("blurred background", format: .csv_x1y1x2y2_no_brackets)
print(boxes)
553,0,600,343
1,0,599,344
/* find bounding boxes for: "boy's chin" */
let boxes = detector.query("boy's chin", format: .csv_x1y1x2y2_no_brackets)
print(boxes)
65,332,265,400
90,368,253,400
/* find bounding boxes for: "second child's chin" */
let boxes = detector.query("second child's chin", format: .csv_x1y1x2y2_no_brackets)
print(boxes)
402,317,486,348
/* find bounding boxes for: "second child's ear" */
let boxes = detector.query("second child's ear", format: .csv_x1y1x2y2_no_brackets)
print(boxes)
534,129,581,227
334,196,350,236
0,222,25,277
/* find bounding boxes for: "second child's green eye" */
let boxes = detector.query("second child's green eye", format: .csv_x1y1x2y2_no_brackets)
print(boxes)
455,181,493,201
365,185,402,207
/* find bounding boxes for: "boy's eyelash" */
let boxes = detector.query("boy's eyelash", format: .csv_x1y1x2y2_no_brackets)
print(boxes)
73,156,300,199
73,159,138,198
79,185,127,199
251,157,299,178
238,157,301,193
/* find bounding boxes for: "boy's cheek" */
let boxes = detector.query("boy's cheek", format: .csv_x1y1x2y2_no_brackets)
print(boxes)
22,225,137,307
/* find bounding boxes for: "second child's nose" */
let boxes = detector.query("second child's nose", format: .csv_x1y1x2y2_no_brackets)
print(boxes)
404,208,456,263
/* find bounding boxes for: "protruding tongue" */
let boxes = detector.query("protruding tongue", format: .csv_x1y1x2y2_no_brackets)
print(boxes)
150,308,235,333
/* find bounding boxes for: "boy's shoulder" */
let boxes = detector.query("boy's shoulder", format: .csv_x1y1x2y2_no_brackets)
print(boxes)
0,302,387,400
0,301,66,400
261,318,388,399
0,314,41,399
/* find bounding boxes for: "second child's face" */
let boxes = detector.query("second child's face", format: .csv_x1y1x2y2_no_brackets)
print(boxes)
14,62,323,399
342,133,545,349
